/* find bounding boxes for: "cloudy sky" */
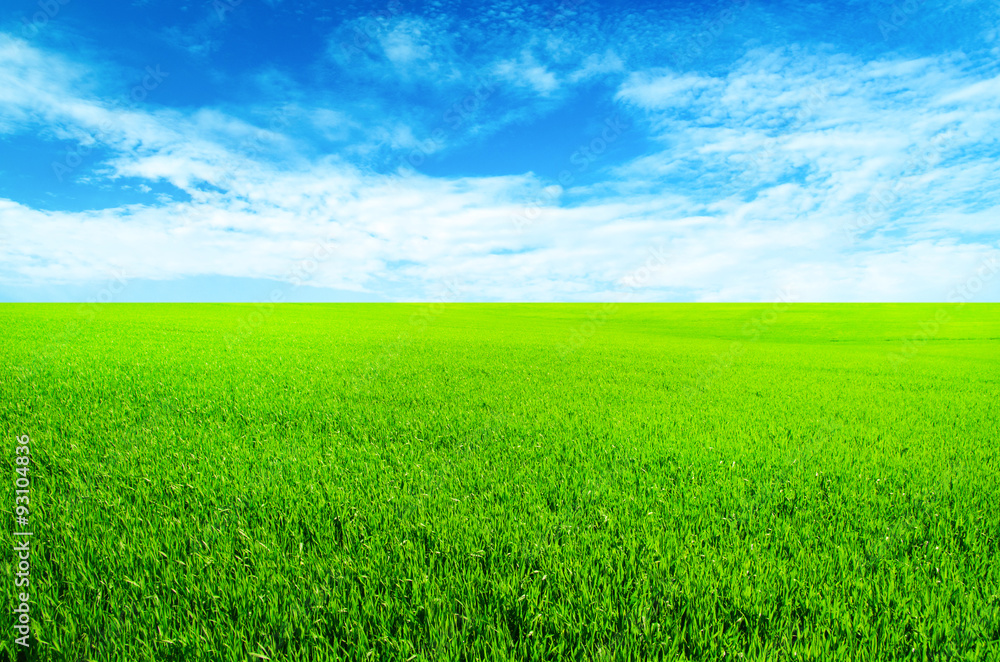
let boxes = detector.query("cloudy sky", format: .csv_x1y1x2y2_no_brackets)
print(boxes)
1,0,998,302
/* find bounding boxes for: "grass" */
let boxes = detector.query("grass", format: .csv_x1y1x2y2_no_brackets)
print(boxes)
1,303,998,661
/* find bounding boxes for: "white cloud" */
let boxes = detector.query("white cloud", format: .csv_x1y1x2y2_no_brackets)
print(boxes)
617,70,722,109
1,34,998,302
330,15,465,87
380,22,433,64
568,50,625,83
493,51,559,96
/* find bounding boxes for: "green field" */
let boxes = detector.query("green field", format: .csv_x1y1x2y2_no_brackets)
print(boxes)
2,303,998,661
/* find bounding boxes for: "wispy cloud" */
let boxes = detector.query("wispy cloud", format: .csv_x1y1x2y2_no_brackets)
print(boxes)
1,0,998,302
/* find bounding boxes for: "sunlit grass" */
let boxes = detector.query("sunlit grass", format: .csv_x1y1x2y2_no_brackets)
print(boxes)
2,303,998,661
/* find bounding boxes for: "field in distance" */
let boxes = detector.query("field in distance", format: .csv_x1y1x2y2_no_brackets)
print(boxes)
1,303,998,661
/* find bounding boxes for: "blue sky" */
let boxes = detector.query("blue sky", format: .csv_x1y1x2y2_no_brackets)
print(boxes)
1,0,999,302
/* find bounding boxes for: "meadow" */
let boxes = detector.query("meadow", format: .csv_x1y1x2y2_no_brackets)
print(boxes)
1,303,998,661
